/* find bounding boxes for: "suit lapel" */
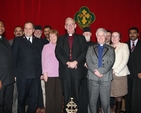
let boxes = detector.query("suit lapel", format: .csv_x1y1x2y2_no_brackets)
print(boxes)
64,35,70,56
93,45,98,58
72,34,78,54
1,37,11,49
22,36,32,47
102,45,108,57
93,44,108,58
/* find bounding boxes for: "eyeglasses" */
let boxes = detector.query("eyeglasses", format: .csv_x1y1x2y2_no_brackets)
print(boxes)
65,23,75,27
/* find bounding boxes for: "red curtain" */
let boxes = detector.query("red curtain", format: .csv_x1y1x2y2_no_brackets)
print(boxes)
0,0,141,42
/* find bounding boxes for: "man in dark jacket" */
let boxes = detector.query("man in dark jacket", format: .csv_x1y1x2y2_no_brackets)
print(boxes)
0,20,15,113
12,22,43,113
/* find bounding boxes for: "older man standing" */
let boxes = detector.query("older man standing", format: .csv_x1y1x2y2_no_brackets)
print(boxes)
12,22,43,113
86,28,115,113
55,17,87,113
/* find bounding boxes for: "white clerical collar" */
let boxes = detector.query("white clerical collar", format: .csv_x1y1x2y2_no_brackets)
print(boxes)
69,34,72,36
0,36,2,39
100,44,104,46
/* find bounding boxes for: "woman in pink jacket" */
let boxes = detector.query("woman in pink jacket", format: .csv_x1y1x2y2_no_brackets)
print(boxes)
42,30,62,113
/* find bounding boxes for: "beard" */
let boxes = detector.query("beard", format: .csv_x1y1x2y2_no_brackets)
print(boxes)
85,36,91,42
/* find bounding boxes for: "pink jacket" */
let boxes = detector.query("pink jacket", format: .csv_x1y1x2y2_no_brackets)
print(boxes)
42,42,59,77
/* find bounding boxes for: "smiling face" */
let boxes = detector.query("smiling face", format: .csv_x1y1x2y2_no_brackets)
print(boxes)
111,32,120,44
105,32,112,44
34,29,42,38
129,29,139,41
24,22,35,37
49,33,57,44
49,30,58,44
96,28,107,44
44,27,51,39
64,17,76,34
14,27,23,37
0,21,5,36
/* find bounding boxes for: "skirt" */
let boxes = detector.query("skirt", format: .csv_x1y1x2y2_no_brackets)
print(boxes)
111,74,127,97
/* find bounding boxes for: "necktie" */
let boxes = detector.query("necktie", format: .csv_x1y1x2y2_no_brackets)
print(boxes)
98,45,103,67
28,37,32,43
131,41,135,52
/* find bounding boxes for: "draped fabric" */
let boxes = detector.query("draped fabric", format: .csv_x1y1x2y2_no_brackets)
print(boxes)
0,0,141,42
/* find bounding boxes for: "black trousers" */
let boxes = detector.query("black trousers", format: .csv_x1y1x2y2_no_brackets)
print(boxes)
37,80,44,108
61,75,83,113
125,75,133,113
0,83,14,113
79,78,88,113
16,77,40,113
45,77,62,113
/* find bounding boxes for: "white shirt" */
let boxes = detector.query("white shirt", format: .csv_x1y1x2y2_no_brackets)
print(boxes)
26,36,33,43
130,39,138,48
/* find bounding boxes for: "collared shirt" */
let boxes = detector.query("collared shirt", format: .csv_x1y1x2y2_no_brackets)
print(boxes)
68,34,74,60
130,39,138,48
26,36,33,43
98,44,104,67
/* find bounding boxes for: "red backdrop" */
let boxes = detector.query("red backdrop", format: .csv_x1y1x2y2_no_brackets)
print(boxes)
0,0,141,42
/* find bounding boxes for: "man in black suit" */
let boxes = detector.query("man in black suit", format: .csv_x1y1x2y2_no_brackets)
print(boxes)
0,20,15,113
12,22,43,113
55,17,87,113
125,27,141,113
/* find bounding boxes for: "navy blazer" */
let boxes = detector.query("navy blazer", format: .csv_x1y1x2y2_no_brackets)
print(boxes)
55,33,87,79
0,37,14,86
12,36,43,78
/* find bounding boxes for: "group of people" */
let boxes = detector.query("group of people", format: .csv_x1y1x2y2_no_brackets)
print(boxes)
0,17,141,113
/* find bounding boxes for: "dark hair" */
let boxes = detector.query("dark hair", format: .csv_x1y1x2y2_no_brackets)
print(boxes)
128,27,139,33
107,30,112,34
14,26,23,30
44,25,52,30
0,20,4,26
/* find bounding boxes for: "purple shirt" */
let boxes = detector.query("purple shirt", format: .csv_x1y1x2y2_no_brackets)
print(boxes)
42,42,59,77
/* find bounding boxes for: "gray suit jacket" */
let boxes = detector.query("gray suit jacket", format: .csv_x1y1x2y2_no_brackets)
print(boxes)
86,44,115,81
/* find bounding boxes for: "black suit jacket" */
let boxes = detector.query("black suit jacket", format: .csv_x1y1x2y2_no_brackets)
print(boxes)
126,39,141,76
130,44,141,78
55,33,87,79
0,37,14,86
12,36,43,78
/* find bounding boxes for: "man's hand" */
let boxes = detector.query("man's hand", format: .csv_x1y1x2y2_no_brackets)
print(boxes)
0,80,2,90
66,61,78,69
138,73,141,79
94,69,103,78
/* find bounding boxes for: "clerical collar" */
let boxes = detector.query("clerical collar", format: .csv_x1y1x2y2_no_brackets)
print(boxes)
99,44,104,46
0,36,2,39
69,34,73,36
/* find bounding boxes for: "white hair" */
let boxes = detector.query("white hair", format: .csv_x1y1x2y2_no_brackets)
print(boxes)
96,28,107,37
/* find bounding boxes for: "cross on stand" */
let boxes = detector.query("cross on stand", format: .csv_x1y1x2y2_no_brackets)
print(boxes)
66,97,78,113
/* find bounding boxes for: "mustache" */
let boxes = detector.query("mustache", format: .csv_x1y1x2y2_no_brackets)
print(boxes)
16,33,22,36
